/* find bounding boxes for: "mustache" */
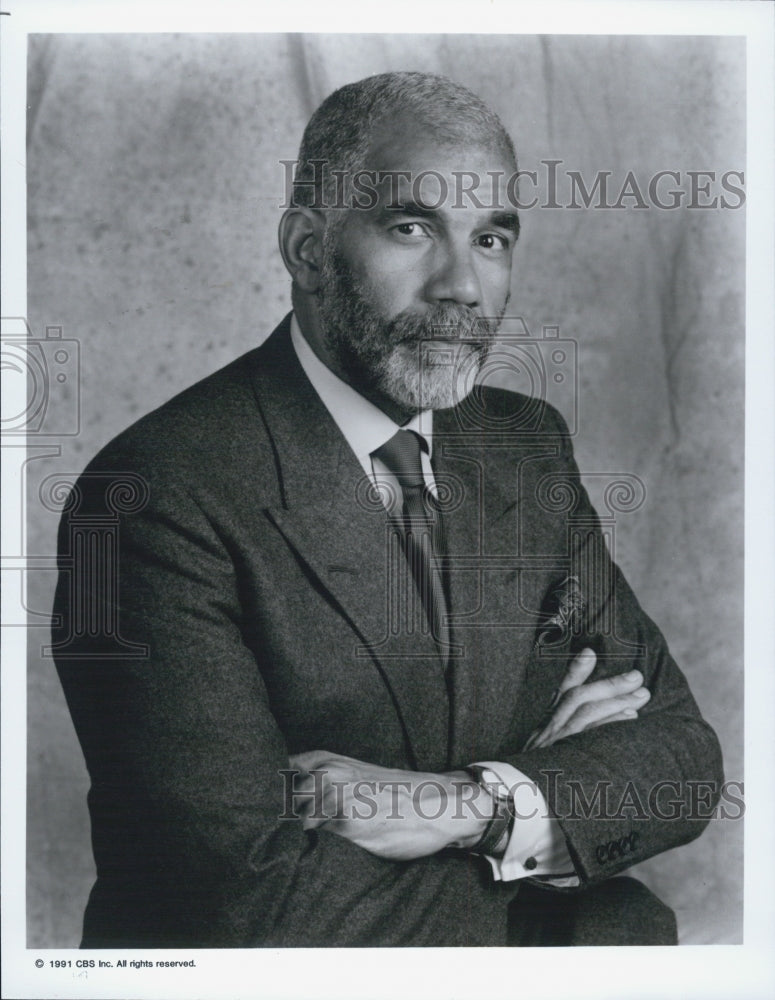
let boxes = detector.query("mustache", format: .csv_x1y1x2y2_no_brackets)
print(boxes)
387,304,501,344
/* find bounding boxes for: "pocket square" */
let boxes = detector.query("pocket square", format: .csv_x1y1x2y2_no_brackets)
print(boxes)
539,575,586,639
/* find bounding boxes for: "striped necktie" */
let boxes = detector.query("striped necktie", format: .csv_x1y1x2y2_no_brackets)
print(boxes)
372,429,450,667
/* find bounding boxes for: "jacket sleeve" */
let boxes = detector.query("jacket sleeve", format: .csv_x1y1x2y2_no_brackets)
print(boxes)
503,408,725,887
52,449,512,948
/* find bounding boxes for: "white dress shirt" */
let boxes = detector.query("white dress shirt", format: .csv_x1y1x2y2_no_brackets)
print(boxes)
290,315,576,883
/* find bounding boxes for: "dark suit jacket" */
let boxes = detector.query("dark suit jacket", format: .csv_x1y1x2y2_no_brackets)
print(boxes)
53,314,723,947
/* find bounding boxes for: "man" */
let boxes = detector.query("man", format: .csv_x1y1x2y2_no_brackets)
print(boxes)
53,72,723,948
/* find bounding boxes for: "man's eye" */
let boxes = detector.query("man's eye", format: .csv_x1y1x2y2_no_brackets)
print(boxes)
476,233,509,251
393,222,428,238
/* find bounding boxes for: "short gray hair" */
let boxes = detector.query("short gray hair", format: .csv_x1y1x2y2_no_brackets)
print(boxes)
292,71,517,210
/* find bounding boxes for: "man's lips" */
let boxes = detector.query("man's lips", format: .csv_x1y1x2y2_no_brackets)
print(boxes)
390,310,487,338
427,337,484,347
396,334,488,347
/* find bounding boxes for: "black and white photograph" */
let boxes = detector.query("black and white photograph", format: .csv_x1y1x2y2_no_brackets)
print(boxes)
2,2,773,999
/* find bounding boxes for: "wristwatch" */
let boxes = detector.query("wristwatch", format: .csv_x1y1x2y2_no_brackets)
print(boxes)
466,765,514,858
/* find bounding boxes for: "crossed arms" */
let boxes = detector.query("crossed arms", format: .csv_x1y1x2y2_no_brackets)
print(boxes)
52,372,723,946
290,650,651,865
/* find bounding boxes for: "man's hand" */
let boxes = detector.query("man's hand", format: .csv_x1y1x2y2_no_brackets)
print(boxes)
288,652,650,861
522,647,650,750
288,751,493,861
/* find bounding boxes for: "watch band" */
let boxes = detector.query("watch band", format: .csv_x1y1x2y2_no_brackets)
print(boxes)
466,765,514,857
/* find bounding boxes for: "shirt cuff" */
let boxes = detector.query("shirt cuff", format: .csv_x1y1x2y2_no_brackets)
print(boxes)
471,761,579,885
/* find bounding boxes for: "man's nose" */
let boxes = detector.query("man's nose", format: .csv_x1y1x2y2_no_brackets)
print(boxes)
425,244,481,308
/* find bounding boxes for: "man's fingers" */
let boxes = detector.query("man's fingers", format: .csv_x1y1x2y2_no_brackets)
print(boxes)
592,709,640,726
289,760,349,826
567,690,649,734
289,749,357,773
522,657,649,752
555,647,597,699
546,670,645,734
528,684,649,749
289,750,325,772
529,703,641,749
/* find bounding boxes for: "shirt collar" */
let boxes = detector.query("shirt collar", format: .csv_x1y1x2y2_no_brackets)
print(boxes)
290,314,433,462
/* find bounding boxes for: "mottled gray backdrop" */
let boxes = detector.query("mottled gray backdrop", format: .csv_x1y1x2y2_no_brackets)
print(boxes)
25,33,744,946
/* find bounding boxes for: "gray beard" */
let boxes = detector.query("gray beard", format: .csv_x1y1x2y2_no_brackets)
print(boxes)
317,240,503,413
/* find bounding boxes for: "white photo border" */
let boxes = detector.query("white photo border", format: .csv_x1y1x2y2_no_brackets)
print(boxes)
2,2,773,998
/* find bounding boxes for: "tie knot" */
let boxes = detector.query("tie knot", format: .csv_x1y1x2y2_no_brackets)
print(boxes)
373,430,426,491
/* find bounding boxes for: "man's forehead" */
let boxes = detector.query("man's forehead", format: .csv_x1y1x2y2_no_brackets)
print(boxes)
357,116,519,214
365,112,515,175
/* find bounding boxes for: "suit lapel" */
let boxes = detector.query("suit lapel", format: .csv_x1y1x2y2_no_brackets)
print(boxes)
433,406,545,767
247,320,450,771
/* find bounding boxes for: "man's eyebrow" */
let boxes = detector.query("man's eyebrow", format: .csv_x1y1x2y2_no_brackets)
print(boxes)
489,212,520,236
378,199,438,219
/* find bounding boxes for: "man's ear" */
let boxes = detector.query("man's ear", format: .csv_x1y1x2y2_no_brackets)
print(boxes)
278,208,326,294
